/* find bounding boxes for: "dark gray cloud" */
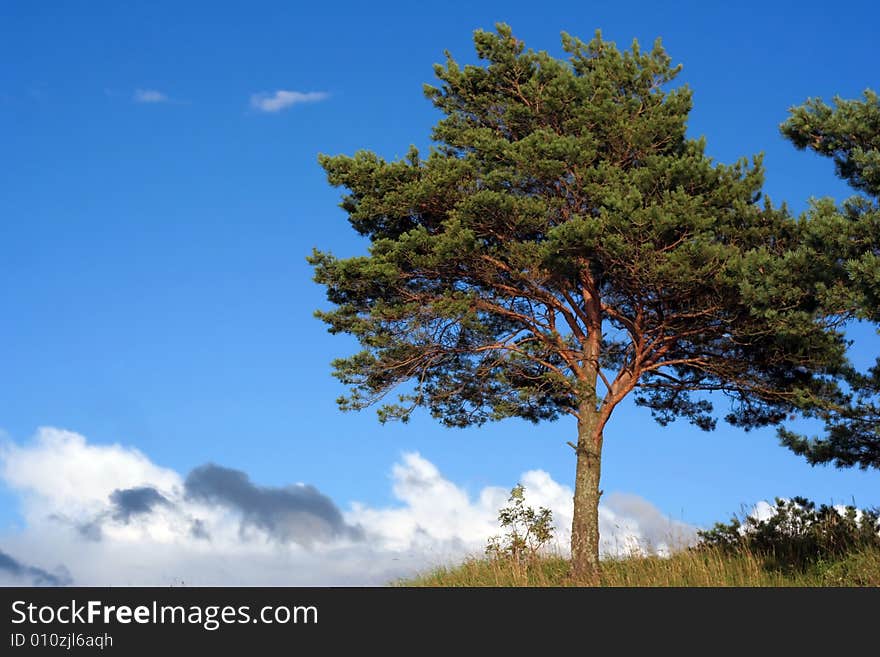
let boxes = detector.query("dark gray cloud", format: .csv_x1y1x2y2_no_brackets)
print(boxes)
110,486,170,522
47,513,102,542
190,519,210,540
77,520,102,542
69,486,171,540
0,548,71,586
49,487,171,542
184,464,362,545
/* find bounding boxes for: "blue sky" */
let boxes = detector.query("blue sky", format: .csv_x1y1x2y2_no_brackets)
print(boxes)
1,0,878,560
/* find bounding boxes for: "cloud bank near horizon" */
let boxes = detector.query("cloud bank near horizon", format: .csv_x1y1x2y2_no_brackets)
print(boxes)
0,428,696,586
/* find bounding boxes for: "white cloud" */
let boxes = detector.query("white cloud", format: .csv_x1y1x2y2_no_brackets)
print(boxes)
1,428,180,524
748,500,777,524
133,89,170,104
250,90,328,113
0,427,695,585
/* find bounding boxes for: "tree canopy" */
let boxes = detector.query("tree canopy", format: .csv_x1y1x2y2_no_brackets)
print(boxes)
310,24,849,578
779,90,880,470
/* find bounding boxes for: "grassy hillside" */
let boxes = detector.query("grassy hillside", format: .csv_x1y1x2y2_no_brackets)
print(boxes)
400,546,880,587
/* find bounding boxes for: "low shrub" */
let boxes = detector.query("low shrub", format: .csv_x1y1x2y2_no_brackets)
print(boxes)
696,496,880,572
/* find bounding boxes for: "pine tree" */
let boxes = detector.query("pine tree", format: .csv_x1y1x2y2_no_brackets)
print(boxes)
310,25,847,580
779,90,880,470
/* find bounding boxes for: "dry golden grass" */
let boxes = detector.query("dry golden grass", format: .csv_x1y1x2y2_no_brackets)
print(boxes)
399,546,880,587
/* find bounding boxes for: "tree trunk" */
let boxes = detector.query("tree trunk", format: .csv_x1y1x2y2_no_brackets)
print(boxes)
570,406,603,585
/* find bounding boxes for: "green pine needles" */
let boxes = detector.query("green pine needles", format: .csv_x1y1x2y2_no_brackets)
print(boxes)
778,90,880,470
310,24,853,578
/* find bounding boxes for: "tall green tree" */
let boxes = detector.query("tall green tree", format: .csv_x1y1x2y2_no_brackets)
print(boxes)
779,90,880,470
310,25,846,581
